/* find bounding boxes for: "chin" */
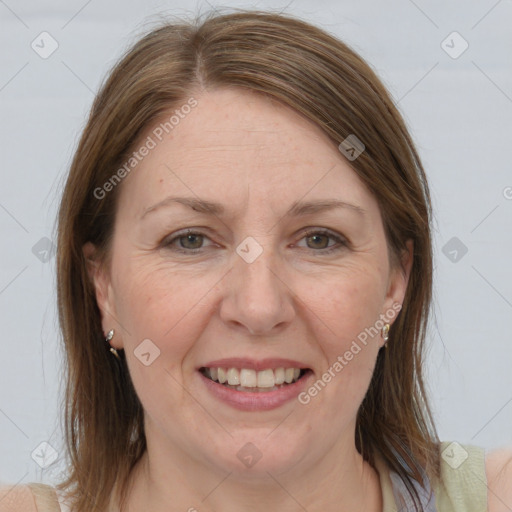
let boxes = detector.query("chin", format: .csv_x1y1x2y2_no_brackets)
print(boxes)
200,429,310,479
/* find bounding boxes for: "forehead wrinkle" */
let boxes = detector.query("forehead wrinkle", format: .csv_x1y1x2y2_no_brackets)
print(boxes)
180,143,272,151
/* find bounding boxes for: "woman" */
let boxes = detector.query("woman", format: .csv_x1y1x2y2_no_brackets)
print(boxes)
2,9,511,512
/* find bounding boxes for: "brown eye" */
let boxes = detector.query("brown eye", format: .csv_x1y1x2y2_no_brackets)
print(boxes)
178,233,204,250
161,230,214,254
296,229,347,254
306,233,330,249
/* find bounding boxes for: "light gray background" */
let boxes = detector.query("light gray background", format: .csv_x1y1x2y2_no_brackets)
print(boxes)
1,0,511,487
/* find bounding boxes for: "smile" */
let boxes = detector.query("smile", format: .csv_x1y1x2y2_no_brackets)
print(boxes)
198,363,313,411
200,367,307,391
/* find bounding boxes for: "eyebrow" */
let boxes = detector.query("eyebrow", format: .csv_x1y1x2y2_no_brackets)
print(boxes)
286,198,366,217
140,196,366,220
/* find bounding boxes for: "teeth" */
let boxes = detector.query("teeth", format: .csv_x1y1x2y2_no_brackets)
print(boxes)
240,369,257,387
274,367,285,385
217,367,227,384
257,369,275,388
204,366,304,389
227,368,240,385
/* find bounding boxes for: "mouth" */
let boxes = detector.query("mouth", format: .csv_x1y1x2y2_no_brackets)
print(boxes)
199,366,310,392
197,357,313,411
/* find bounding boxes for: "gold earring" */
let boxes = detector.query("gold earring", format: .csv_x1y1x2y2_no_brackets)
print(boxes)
382,323,390,347
105,329,120,360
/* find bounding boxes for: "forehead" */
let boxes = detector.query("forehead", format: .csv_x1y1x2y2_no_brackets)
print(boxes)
116,87,379,222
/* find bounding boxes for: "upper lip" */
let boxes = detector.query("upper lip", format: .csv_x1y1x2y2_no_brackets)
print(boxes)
199,358,310,372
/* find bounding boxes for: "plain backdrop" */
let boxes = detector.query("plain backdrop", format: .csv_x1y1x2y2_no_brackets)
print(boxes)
0,0,511,487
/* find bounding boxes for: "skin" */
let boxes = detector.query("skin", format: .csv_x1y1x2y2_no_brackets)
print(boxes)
84,86,414,512
486,448,512,512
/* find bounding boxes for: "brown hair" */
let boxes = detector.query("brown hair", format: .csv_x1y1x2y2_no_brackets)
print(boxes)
55,9,440,511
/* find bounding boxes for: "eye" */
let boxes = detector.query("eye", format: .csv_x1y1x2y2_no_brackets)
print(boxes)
296,229,347,254
161,230,214,253
161,228,347,255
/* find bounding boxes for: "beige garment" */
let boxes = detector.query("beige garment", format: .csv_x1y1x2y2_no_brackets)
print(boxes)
374,441,488,512
1,441,487,511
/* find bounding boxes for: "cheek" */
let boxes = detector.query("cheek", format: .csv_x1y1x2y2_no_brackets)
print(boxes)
110,260,223,414
300,263,386,352
295,263,385,413
112,258,217,363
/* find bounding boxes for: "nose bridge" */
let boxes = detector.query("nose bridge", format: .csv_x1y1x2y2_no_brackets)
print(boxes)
238,245,279,297
220,236,295,334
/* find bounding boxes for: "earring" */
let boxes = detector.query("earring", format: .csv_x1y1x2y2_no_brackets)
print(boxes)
382,323,390,347
105,329,120,360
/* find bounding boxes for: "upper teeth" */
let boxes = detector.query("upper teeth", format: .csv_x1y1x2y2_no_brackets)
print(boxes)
205,367,302,388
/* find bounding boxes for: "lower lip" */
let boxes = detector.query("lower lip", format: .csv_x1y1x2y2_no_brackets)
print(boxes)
199,370,313,411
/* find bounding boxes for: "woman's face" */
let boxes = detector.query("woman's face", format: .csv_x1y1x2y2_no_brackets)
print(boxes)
86,87,412,479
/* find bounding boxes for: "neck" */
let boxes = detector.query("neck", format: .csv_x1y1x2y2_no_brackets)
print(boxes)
119,432,383,512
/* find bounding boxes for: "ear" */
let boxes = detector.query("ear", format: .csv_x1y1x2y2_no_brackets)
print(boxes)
83,241,122,348
382,239,413,324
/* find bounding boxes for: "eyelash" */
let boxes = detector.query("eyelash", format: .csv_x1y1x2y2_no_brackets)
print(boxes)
161,228,347,255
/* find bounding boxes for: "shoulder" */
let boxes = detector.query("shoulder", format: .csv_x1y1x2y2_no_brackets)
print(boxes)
0,484,38,511
434,441,488,511
435,441,512,512
485,446,512,512
0,483,60,512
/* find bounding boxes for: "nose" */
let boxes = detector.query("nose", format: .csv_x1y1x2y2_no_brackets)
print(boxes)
219,247,295,336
